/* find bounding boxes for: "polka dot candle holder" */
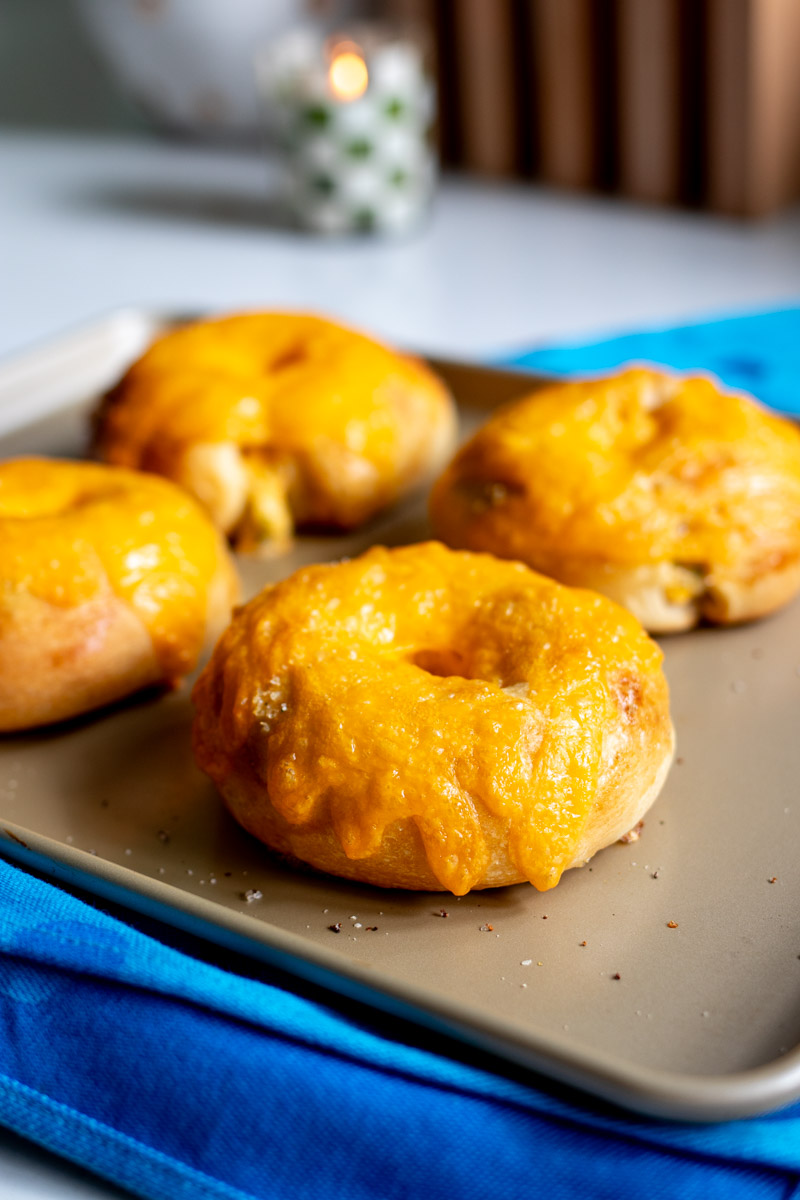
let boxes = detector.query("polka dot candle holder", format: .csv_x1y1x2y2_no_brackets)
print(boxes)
257,22,437,235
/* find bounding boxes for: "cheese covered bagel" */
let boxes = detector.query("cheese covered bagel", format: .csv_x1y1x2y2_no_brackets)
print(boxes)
0,458,238,731
94,312,456,552
430,369,800,632
192,542,673,895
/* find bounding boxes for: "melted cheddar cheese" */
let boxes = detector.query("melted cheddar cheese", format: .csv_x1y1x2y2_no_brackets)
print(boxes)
0,458,227,677
431,370,800,579
193,542,669,894
95,313,455,541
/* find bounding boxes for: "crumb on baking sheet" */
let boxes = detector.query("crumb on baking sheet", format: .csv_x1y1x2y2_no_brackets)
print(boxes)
619,820,644,844
479,923,494,932
667,920,678,929
436,909,449,918
328,922,342,933
768,876,778,884
242,888,262,902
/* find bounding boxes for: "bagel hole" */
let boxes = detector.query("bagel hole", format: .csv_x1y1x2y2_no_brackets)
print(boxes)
412,647,469,678
269,344,308,373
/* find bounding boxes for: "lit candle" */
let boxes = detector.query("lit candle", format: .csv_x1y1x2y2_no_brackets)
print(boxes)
329,46,369,102
256,22,437,235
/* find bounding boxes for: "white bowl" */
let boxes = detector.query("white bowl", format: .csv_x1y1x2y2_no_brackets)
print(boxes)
75,0,363,139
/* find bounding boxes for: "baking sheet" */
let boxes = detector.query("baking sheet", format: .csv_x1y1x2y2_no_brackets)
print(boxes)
2,310,800,1121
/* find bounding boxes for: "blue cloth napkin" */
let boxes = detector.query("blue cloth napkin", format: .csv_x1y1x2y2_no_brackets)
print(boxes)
3,301,800,1200
503,302,800,415
2,854,800,1200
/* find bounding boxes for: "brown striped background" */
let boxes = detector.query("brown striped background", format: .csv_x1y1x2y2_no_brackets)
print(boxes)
384,0,800,217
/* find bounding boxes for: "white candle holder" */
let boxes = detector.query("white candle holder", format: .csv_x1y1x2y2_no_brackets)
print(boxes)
256,21,437,235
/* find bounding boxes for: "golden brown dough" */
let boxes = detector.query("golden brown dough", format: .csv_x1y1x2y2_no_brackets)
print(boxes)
192,542,674,895
430,369,800,632
0,458,238,731
94,312,457,552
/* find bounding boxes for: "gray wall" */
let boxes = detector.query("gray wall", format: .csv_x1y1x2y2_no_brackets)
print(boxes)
0,0,139,130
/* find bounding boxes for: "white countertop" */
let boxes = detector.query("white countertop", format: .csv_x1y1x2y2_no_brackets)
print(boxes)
4,131,800,366
2,129,800,1200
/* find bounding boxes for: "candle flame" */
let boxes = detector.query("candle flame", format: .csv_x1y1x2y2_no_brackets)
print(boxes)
329,50,369,102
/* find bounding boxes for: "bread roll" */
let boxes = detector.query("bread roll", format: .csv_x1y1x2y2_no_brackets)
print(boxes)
192,542,674,894
95,312,457,553
431,369,800,631
0,458,238,730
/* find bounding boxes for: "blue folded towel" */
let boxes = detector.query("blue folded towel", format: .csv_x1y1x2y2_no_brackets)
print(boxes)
3,301,800,1200
503,303,800,415
2,855,800,1200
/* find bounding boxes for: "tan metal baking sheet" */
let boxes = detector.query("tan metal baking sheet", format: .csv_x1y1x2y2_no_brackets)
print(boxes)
2,311,800,1121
